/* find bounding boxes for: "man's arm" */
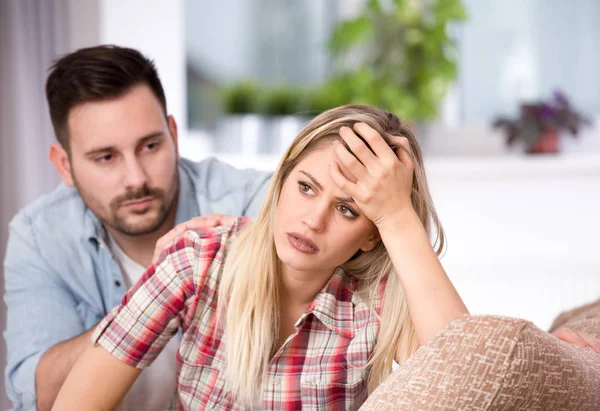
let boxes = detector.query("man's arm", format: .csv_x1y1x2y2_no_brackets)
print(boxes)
3,214,91,410
35,326,96,411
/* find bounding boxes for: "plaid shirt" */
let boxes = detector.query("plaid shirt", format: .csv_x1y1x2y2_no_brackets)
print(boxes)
93,217,385,410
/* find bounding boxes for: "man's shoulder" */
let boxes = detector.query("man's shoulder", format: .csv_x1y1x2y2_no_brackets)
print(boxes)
10,183,92,240
179,156,271,185
178,157,272,216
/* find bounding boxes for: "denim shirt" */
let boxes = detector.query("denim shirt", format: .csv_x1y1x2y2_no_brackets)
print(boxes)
3,157,272,410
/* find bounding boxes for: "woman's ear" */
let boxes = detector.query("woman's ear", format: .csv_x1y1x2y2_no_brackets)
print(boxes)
359,233,381,252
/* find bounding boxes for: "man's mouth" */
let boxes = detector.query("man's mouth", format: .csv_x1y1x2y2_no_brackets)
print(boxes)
121,196,155,210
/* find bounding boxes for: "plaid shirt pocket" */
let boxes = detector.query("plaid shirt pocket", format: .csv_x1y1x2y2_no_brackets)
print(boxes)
177,361,233,410
301,379,368,411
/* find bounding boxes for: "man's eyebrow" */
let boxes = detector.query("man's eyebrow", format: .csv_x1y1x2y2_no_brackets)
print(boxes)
83,131,165,156
299,170,355,203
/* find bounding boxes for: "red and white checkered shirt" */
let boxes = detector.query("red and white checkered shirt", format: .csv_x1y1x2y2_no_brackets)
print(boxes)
93,217,385,410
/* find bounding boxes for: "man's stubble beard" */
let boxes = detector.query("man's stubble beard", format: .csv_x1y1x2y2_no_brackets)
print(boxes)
72,168,179,237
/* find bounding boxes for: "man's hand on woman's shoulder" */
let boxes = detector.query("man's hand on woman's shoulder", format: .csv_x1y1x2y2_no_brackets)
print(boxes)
152,214,242,263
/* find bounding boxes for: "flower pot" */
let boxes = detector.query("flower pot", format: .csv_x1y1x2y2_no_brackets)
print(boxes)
267,115,309,155
215,114,270,154
527,129,560,155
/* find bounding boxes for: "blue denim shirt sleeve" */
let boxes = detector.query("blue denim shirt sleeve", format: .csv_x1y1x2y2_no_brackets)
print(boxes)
241,167,272,217
3,212,86,410
191,158,272,218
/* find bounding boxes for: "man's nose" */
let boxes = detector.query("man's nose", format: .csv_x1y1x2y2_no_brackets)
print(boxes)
122,156,148,189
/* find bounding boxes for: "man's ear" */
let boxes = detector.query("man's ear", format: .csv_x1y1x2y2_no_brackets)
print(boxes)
359,232,381,252
49,143,75,187
167,115,180,159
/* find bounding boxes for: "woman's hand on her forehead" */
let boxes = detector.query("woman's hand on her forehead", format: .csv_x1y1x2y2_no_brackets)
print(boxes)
151,214,239,263
330,122,414,229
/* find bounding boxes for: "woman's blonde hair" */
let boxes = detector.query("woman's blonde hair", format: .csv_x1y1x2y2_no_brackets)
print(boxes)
218,104,445,405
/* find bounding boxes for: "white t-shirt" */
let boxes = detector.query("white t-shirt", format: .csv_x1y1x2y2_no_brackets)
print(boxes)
108,235,180,411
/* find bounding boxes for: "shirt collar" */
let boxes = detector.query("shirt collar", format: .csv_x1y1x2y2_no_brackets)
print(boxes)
86,160,199,245
302,267,356,339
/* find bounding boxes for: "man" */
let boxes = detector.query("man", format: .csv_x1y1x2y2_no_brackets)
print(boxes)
3,45,271,411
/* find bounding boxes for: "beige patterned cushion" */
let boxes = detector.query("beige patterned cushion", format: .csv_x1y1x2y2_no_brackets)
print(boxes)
360,312,600,410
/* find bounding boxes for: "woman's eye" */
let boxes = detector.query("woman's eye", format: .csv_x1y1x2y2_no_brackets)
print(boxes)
338,204,358,219
298,181,314,195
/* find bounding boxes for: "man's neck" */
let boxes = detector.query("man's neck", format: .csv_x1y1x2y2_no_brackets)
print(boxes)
105,213,176,269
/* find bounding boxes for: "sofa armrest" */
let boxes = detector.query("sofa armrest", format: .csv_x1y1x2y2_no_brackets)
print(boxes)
360,315,600,411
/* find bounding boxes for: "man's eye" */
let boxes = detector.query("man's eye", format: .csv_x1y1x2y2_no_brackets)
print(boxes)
143,141,160,152
95,154,113,163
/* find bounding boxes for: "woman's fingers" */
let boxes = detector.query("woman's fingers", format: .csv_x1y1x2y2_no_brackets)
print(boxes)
329,161,362,201
353,122,397,163
332,138,371,183
339,125,379,170
387,134,414,171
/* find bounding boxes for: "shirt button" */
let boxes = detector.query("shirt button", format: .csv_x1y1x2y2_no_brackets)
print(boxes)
114,280,121,287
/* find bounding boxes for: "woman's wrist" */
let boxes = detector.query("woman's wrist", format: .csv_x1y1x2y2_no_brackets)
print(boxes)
376,207,421,237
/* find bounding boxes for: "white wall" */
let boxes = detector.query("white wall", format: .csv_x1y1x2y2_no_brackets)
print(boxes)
459,0,600,122
100,0,187,129
425,155,600,329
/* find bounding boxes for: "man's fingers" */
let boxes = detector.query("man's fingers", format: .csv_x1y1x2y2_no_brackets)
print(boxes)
553,328,587,346
151,215,236,263
578,330,600,353
553,327,600,352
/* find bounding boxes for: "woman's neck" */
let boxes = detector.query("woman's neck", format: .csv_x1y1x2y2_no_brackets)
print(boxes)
279,264,333,306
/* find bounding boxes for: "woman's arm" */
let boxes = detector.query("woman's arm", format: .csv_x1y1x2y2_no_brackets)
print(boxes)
50,227,214,410
329,123,468,361
52,344,141,411
377,209,468,351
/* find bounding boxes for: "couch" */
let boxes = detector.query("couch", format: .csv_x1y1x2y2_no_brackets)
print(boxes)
360,299,600,410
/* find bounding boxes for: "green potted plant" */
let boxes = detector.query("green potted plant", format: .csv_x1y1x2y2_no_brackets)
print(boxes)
323,0,467,123
306,74,355,116
493,91,592,154
260,86,309,154
218,81,268,154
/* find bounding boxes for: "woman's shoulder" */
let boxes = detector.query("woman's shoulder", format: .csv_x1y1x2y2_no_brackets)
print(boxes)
158,217,252,293
162,217,251,271
177,216,252,248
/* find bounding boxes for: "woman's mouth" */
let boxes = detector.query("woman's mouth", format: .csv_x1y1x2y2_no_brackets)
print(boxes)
286,233,319,254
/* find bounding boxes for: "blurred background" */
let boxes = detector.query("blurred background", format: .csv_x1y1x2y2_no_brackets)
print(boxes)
1,0,600,407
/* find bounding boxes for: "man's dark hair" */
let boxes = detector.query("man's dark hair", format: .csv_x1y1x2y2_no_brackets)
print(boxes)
45,45,168,150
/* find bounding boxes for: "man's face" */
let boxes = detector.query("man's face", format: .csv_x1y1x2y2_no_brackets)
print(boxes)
64,84,179,236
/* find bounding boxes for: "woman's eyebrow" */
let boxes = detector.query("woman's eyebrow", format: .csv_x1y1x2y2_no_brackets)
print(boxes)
299,170,323,190
299,170,354,203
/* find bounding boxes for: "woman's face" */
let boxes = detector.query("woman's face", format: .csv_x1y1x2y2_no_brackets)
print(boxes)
273,141,379,278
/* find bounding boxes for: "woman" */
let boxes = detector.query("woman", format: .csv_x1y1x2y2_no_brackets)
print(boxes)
53,105,468,410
